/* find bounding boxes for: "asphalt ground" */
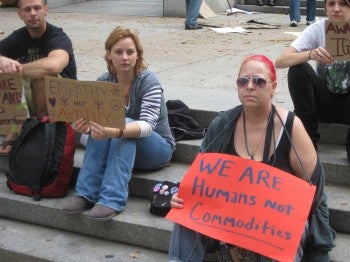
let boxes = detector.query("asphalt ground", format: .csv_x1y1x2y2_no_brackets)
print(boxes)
0,2,314,112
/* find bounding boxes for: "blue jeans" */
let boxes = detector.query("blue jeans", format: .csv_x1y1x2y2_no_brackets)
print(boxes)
289,0,316,22
185,0,202,28
168,223,309,261
75,119,173,212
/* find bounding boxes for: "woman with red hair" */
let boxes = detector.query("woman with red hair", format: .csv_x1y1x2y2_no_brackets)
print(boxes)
168,55,335,261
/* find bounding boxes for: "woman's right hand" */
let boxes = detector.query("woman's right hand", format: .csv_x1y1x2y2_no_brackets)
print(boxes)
72,118,90,134
170,193,184,209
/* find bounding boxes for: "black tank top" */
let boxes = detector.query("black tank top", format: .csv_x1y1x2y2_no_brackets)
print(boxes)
228,112,295,175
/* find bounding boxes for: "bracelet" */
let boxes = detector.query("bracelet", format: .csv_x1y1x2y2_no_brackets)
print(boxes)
308,49,313,60
116,128,124,138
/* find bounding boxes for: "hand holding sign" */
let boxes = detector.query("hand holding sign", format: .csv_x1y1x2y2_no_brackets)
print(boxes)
166,153,316,261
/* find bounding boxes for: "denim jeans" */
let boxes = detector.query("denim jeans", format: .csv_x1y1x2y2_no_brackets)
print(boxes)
75,119,173,212
168,223,309,261
185,0,203,28
289,0,316,22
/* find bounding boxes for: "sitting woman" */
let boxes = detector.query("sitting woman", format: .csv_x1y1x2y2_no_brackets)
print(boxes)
275,0,350,160
62,27,175,221
168,55,335,261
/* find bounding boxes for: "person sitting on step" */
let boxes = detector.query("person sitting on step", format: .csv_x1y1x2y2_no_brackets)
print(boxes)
168,54,335,262
61,27,176,221
0,0,76,154
275,0,350,161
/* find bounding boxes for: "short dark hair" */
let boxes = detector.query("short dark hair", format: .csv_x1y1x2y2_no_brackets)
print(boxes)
18,0,47,8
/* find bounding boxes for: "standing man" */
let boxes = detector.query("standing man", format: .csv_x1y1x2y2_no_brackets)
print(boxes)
185,0,203,30
289,0,316,27
0,0,77,154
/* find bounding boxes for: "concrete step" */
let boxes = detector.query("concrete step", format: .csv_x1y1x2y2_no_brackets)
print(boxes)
233,5,325,17
1,155,350,234
0,171,349,261
0,218,167,262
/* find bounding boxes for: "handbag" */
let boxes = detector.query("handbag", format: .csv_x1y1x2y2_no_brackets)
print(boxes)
149,181,180,217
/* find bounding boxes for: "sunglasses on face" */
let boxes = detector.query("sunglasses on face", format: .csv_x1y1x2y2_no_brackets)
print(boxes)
236,76,268,88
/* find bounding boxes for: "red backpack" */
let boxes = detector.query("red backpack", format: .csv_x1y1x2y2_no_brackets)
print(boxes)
6,116,76,200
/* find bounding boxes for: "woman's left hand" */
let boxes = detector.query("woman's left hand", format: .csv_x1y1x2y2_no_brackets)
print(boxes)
89,121,108,140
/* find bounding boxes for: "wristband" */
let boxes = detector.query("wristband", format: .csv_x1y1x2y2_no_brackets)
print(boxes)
308,50,313,60
116,128,124,138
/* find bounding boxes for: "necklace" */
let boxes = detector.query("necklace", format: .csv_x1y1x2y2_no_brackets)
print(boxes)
242,108,273,160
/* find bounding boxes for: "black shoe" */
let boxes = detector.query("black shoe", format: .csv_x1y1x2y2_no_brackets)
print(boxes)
267,0,274,6
185,24,203,30
256,0,263,5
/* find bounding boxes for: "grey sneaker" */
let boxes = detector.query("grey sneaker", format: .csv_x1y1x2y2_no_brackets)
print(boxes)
306,20,315,25
61,196,93,214
87,204,117,221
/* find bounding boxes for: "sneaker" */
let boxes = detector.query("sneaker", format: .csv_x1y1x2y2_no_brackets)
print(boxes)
61,196,93,214
87,204,118,221
306,20,315,25
290,21,298,27
256,0,264,6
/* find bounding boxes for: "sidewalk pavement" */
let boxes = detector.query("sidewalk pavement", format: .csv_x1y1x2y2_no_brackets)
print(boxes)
0,2,312,113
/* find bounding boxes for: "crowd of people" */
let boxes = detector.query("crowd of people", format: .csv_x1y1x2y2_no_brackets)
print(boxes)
1,0,349,260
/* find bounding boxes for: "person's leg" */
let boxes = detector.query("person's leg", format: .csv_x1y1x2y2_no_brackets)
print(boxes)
168,224,206,261
288,63,324,147
75,137,111,202
185,0,203,29
306,0,316,24
289,0,301,26
95,136,137,212
134,131,173,171
62,136,110,213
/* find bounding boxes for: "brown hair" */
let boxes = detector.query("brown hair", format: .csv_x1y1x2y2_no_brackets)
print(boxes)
18,0,47,8
104,27,146,76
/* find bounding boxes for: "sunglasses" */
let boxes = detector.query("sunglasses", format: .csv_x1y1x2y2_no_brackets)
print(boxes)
236,77,268,88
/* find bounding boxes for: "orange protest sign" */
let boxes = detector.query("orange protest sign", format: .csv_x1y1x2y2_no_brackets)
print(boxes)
166,153,316,261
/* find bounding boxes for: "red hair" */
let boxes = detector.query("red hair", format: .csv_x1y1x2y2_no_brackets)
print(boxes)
240,54,276,82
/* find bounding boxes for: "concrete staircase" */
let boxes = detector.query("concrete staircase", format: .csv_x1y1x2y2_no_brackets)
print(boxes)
233,0,325,18
0,109,349,261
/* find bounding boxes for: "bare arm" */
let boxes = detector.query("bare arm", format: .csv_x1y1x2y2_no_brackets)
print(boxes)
0,55,23,73
88,121,141,140
289,116,317,181
22,49,69,79
275,46,333,69
275,46,311,68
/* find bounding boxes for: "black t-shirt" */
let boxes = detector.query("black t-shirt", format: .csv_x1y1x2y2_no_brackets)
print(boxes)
0,22,77,79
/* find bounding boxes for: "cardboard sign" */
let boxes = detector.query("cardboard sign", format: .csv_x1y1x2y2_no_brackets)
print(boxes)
45,76,125,128
325,20,350,60
166,153,316,261
0,73,28,134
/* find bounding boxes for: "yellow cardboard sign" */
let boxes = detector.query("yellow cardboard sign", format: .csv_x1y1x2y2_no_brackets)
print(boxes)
45,76,125,128
325,20,350,60
0,73,28,134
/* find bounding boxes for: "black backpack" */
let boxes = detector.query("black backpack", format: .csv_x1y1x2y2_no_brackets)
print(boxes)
6,115,76,200
166,100,206,141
